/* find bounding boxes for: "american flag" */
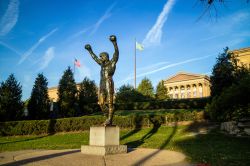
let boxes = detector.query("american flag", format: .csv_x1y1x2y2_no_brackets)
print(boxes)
74,58,81,67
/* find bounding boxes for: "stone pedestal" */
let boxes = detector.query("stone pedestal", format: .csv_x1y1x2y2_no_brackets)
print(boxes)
81,126,127,155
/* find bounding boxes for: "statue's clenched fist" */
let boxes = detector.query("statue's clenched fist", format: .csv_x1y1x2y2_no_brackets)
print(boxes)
85,44,92,51
109,35,116,43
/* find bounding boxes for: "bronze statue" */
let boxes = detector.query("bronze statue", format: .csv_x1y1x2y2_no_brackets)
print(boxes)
85,35,119,126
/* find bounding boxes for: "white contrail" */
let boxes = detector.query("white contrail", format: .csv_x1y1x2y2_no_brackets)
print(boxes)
37,47,55,71
90,3,116,35
72,2,116,38
142,0,176,47
0,0,19,36
124,61,169,81
0,41,22,55
137,61,169,72
137,55,212,77
18,28,58,65
120,54,214,84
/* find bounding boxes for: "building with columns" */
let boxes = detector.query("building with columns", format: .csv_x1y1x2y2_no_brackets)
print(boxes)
48,84,81,102
231,47,250,68
164,72,211,99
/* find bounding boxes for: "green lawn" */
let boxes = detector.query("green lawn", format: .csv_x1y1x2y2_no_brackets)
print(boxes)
0,124,249,166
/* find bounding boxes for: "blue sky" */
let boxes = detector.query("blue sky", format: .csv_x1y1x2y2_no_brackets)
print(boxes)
0,0,250,100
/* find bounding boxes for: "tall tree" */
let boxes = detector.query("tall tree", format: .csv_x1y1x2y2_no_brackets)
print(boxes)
28,73,50,120
78,77,98,114
0,74,23,121
155,80,169,100
57,67,77,117
137,77,154,99
115,84,147,103
210,47,235,97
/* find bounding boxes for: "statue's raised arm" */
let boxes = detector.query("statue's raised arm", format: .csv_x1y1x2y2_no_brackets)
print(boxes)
110,35,119,64
85,44,102,65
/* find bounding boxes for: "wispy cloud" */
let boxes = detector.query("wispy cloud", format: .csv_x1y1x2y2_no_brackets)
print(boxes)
0,0,19,36
200,33,226,42
0,41,22,55
120,54,214,84
37,47,55,71
71,3,116,39
137,61,169,72
142,0,176,47
71,27,91,39
200,11,250,42
125,61,169,80
18,28,58,65
90,3,116,35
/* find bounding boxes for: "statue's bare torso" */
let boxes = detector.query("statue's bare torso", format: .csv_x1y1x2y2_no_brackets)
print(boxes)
85,35,119,126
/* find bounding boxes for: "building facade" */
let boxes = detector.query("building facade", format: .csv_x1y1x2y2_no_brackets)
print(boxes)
164,72,211,99
231,47,250,68
48,84,81,102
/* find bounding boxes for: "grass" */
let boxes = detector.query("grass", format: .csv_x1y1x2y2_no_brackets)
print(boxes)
0,124,250,166
91,109,202,116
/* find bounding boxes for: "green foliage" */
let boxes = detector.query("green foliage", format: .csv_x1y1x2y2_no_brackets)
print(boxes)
137,77,154,99
210,47,234,97
208,47,250,121
0,74,23,121
28,73,50,120
115,98,209,110
0,110,204,136
210,47,239,97
78,77,98,114
155,80,169,100
115,84,149,103
207,73,250,121
57,67,78,117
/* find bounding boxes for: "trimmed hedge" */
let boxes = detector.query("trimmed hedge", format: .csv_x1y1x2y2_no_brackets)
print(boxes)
0,111,205,136
115,98,210,110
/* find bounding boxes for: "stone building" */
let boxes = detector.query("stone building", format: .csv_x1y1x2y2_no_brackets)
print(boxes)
164,72,211,99
47,47,249,101
231,47,250,68
48,84,81,102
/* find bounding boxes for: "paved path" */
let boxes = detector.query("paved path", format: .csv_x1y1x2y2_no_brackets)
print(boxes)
0,148,191,166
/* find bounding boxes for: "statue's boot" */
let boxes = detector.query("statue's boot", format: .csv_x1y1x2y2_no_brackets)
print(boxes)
103,119,111,126
103,112,113,126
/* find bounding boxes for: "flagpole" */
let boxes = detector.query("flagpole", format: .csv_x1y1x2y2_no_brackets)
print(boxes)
73,59,75,76
134,38,136,89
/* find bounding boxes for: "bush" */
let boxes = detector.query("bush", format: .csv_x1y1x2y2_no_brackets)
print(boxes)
115,84,151,103
206,74,250,121
0,111,205,136
115,98,210,110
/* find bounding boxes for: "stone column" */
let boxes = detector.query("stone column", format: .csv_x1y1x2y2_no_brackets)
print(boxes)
199,83,203,98
203,83,206,97
178,85,181,99
184,85,187,98
191,85,193,98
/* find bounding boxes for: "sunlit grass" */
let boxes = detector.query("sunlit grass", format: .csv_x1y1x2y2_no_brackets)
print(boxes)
0,125,249,165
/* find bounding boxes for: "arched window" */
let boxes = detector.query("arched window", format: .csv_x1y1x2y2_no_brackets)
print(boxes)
187,85,191,98
180,86,185,98
174,86,179,99
198,83,203,97
193,84,197,98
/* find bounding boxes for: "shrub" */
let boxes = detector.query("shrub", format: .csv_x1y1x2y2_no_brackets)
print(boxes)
0,111,205,136
206,74,250,121
115,84,150,103
115,98,209,110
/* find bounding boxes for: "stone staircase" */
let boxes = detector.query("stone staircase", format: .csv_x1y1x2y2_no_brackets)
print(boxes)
220,118,250,136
